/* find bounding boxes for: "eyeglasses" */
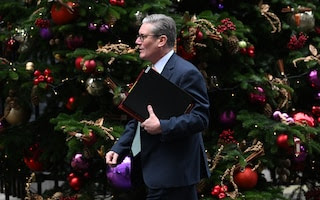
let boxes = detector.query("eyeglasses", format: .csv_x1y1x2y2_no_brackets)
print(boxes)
136,34,161,42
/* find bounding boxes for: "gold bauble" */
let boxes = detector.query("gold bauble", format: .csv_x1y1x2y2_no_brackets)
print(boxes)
5,107,28,125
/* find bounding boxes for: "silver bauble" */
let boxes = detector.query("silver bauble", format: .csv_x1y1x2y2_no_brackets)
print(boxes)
85,77,105,96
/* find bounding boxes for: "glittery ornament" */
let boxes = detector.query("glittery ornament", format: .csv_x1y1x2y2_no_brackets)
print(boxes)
85,77,105,96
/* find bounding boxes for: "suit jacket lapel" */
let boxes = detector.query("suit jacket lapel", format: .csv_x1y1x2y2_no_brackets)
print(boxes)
161,53,177,80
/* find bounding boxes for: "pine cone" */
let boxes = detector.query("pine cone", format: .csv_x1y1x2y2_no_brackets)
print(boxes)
225,35,239,54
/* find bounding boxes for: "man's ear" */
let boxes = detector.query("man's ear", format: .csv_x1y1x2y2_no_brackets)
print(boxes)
157,35,167,47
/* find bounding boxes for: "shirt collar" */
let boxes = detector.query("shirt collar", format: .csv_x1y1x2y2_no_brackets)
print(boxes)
154,50,174,73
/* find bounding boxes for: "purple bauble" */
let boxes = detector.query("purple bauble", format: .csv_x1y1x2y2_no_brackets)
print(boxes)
219,110,236,126
71,153,89,171
106,156,131,190
99,24,109,33
88,23,97,31
309,70,320,89
39,28,52,39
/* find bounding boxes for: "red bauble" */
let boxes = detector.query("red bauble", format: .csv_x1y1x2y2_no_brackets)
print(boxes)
24,157,44,171
83,60,96,73
82,131,97,146
109,0,125,6
69,176,82,191
247,45,255,57
195,29,204,41
312,106,320,117
66,96,76,110
75,56,83,70
177,44,196,61
276,133,289,149
233,167,258,190
51,2,78,25
65,35,84,50
23,144,44,171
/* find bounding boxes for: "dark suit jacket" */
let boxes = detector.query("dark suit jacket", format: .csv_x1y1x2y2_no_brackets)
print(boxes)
111,53,210,189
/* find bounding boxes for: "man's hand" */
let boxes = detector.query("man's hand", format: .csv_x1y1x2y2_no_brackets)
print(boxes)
105,151,119,167
141,105,162,134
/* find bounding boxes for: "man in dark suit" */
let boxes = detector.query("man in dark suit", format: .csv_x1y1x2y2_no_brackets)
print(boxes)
105,14,210,200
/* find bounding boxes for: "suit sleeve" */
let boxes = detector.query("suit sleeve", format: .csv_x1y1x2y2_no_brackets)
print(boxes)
159,66,210,141
111,119,137,158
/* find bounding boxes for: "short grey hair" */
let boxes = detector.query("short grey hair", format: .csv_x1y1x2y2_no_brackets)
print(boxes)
142,14,176,48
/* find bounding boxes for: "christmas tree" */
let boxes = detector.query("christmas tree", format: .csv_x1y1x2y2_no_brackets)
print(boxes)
1,0,320,199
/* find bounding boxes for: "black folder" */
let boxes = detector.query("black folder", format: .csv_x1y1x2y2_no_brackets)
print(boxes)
118,66,195,122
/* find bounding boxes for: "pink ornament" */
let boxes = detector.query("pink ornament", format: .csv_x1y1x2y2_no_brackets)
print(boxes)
106,156,131,190
71,153,89,171
249,86,266,105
